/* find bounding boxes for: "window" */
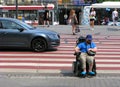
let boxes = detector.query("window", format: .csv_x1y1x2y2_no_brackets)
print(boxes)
1,20,23,29
0,21,3,29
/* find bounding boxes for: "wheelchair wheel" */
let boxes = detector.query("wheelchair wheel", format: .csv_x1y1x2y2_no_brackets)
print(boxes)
92,59,97,75
72,61,79,76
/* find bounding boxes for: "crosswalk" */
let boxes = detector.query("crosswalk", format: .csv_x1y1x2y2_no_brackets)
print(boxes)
0,34,120,74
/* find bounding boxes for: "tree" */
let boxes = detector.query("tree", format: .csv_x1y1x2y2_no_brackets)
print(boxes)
98,0,120,3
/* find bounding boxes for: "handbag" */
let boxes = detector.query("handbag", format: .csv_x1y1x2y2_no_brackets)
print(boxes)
74,20,77,24
90,16,96,20
67,19,71,25
75,25,80,33
87,50,96,56
115,17,118,21
86,44,96,56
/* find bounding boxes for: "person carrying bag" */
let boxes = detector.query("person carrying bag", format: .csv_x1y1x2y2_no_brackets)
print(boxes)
68,9,78,35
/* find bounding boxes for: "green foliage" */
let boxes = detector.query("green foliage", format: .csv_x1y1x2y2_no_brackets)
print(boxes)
98,0,120,3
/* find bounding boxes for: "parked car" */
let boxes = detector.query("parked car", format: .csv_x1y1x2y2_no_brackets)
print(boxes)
0,17,60,52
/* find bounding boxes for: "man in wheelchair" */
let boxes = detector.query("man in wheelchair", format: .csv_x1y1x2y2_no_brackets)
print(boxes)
74,34,97,76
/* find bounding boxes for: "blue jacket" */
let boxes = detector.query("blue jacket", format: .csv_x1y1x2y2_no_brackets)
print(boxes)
77,42,96,53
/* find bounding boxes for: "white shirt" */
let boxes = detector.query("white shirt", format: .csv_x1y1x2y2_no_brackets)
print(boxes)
90,11,96,17
112,10,118,18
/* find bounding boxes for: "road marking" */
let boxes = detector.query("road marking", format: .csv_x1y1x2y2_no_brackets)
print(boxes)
0,63,120,67
0,58,120,62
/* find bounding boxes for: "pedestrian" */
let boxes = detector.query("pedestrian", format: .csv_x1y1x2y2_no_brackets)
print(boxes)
39,14,44,25
75,34,97,76
112,8,118,26
22,16,25,22
64,14,68,25
89,8,96,30
44,10,50,27
31,15,35,25
68,9,78,35
101,16,109,25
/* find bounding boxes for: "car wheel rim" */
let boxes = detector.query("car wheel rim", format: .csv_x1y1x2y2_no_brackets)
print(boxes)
32,39,47,52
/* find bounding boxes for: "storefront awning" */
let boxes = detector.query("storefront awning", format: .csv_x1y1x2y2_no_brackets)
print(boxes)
91,1,120,8
0,5,54,10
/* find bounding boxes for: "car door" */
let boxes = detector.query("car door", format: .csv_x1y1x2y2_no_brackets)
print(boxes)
0,21,6,45
0,20,31,47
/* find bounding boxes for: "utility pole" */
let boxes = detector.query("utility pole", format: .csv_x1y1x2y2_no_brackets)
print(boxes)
56,0,58,22
15,0,18,19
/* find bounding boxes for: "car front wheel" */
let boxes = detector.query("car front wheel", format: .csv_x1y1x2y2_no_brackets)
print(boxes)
31,38,47,52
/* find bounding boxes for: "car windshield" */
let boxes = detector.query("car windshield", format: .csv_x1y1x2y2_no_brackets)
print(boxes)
15,19,34,29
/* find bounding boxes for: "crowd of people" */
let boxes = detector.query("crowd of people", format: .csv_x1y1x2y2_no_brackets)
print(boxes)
37,7,119,35
68,8,96,35
68,8,119,35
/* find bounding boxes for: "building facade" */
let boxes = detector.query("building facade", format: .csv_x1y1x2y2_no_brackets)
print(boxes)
0,0,93,25
0,0,91,5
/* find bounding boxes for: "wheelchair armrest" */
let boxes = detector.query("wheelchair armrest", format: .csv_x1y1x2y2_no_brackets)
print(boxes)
74,52,81,56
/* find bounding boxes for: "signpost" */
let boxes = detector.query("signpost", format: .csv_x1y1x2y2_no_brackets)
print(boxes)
16,0,18,19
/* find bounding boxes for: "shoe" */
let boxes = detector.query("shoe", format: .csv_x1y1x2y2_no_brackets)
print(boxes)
81,71,86,75
89,71,95,75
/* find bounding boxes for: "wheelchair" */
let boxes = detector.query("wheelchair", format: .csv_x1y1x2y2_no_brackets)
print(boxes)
72,36,97,77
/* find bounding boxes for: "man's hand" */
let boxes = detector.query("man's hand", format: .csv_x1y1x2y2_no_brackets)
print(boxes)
88,48,92,51
88,47,97,52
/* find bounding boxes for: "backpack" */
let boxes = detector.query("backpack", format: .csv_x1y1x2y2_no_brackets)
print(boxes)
76,36,86,45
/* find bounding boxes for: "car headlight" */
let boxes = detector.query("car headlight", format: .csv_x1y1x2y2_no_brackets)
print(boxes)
48,34,59,39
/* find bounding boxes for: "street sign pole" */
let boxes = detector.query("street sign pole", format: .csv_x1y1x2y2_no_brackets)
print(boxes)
16,0,18,19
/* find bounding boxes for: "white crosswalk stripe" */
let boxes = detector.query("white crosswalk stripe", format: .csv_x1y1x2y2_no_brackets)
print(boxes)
0,58,120,62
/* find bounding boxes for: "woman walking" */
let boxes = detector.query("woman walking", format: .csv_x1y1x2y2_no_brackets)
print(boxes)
89,8,96,30
68,9,78,35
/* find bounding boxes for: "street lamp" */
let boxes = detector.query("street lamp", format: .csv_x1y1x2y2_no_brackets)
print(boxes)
15,0,18,19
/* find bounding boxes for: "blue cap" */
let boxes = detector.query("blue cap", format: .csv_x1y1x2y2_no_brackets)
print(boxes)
86,34,92,41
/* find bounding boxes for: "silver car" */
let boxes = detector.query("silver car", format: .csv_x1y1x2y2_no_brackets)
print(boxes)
0,17,60,52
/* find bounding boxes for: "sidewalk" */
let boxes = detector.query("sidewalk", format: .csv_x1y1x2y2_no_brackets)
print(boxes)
0,72,120,87
37,25,120,36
